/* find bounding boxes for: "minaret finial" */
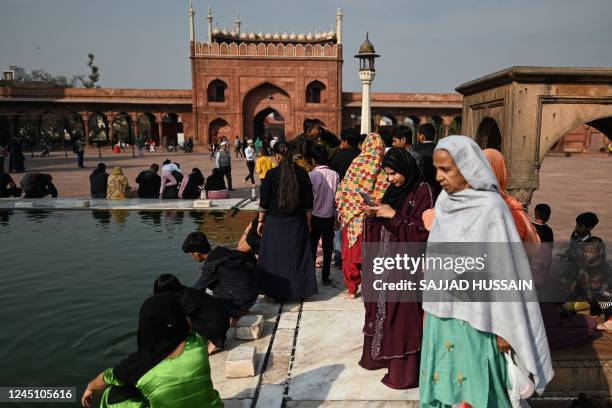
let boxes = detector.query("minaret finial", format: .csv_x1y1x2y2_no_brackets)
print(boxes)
188,0,195,42
336,8,343,44
207,6,213,43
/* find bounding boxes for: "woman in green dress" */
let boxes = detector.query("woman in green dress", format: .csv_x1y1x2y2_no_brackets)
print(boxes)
420,136,554,407
81,292,223,408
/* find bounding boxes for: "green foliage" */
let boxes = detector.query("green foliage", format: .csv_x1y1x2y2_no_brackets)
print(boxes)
82,53,100,88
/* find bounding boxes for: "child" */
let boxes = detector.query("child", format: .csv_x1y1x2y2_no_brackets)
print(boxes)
561,212,599,262
532,203,554,243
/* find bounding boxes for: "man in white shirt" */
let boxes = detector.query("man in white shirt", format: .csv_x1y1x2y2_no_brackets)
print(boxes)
243,139,256,185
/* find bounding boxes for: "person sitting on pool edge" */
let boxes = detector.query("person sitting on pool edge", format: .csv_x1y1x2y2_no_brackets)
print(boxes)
153,273,229,355
182,232,258,325
80,292,223,408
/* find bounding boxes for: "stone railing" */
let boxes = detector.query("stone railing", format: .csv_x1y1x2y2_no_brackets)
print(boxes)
194,41,339,58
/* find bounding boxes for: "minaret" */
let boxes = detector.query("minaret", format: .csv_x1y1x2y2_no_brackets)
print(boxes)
336,8,343,44
207,6,213,43
234,10,241,36
355,33,379,135
188,0,195,42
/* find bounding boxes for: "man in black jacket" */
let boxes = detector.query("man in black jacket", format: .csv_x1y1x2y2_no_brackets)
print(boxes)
89,163,108,198
135,163,161,198
182,232,258,323
411,123,441,195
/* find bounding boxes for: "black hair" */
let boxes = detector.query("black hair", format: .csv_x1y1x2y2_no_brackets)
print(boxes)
150,163,159,171
393,126,412,143
379,128,393,148
162,159,171,166
359,133,367,144
534,203,551,220
153,273,183,294
310,144,329,166
340,128,360,148
576,212,599,228
174,162,180,168
97,163,106,171
417,123,436,141
191,168,205,185
181,231,211,254
303,118,322,134
273,141,299,213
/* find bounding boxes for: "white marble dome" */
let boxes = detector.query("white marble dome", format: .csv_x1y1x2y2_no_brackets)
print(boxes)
212,27,221,35
281,32,289,40
264,32,272,40
240,32,248,39
297,33,306,41
306,32,313,41
327,30,336,39
248,32,256,39
273,32,281,40
290,31,297,40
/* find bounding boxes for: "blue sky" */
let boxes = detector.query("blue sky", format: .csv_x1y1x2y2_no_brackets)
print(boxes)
1,0,611,92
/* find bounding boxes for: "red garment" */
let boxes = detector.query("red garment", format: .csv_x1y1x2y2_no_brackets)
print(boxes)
359,182,436,389
342,228,362,295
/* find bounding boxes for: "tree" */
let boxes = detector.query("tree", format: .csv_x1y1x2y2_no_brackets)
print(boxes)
82,53,100,88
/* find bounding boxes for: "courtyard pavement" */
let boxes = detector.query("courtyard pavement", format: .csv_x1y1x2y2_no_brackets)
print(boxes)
3,148,610,240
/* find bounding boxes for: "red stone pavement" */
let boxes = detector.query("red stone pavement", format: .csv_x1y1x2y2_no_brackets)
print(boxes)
4,147,611,240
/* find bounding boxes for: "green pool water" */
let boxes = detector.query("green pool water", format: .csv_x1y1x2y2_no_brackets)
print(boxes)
0,209,253,407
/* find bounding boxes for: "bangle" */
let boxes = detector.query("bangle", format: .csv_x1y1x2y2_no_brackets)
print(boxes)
258,219,265,223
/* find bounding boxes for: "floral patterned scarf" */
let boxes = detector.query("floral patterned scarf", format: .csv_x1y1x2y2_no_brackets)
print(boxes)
335,133,389,247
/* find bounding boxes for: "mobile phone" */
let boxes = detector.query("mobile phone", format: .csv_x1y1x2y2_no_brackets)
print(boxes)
359,190,376,206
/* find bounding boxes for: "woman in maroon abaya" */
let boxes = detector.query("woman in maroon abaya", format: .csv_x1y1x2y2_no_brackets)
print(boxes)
359,147,436,389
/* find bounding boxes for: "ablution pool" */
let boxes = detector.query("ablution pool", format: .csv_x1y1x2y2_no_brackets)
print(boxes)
0,209,253,407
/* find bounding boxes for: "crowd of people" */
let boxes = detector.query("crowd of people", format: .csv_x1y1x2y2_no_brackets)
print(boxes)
3,122,609,407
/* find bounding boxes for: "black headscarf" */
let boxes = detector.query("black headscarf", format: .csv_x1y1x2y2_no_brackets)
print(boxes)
381,147,422,210
114,292,189,386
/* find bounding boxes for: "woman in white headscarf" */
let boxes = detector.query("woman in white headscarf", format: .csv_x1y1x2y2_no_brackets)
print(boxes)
420,136,553,407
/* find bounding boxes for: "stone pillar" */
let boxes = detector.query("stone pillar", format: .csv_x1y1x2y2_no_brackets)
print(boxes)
207,7,213,43
359,70,375,135
336,9,343,45
188,0,195,42
442,115,453,139
82,114,89,143
107,112,114,145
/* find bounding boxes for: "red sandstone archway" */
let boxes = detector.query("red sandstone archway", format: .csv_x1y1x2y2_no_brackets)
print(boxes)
242,82,291,141
476,117,502,151
253,108,285,141
208,118,231,144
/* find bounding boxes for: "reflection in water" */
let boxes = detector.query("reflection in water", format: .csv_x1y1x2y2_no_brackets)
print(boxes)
0,210,12,225
24,209,52,221
138,210,162,225
110,210,130,225
92,210,111,226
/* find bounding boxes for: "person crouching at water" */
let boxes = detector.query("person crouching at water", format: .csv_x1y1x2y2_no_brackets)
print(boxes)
257,141,317,301
420,136,553,407
182,232,258,325
153,274,229,354
81,292,223,408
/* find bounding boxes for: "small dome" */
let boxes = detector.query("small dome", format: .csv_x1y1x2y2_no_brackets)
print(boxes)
314,32,322,40
230,31,236,37
327,30,336,38
273,32,281,40
358,33,376,54
248,32,256,39
289,31,297,40
298,33,306,41
306,32,314,41
240,32,248,39
264,32,272,40
281,32,289,40
257,31,264,39
221,27,229,36
212,27,221,35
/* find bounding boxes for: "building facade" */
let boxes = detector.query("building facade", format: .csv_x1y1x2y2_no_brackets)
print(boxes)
190,8,344,144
